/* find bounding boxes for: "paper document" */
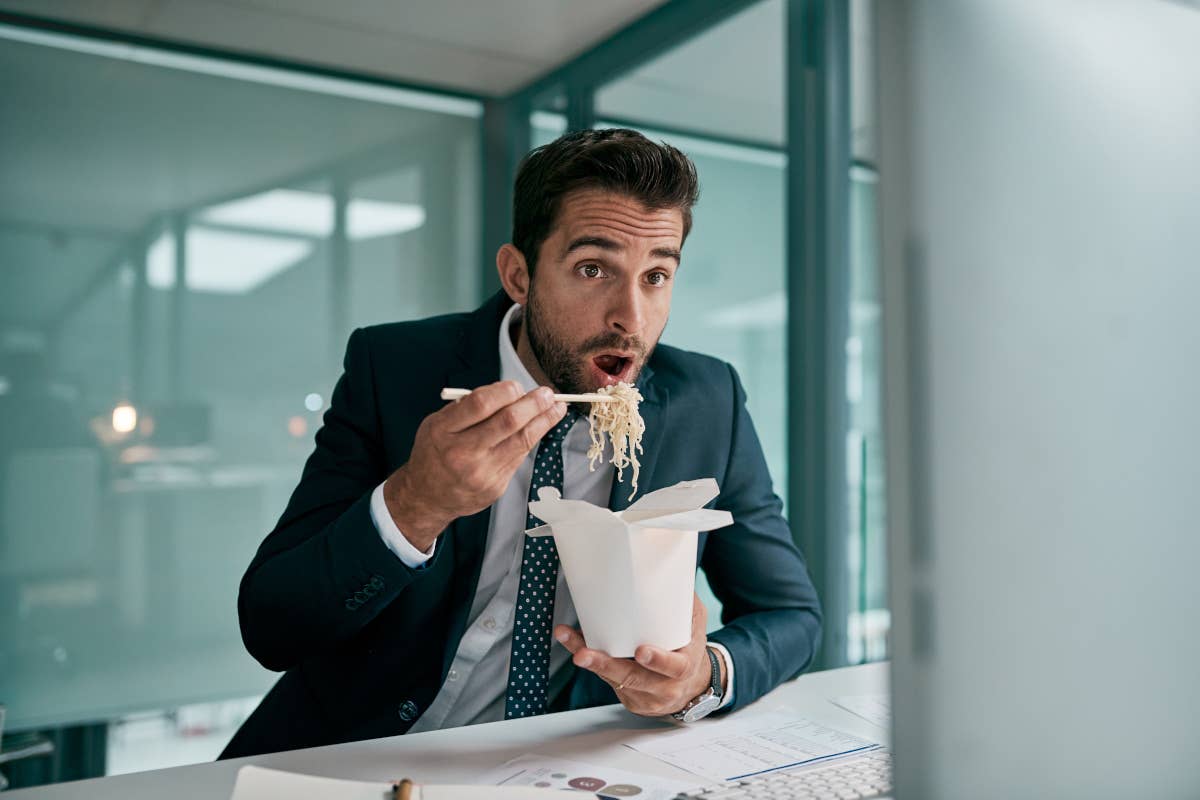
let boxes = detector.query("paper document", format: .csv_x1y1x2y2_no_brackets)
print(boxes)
477,753,702,799
623,709,882,782
829,695,891,729
230,767,387,800
229,765,577,800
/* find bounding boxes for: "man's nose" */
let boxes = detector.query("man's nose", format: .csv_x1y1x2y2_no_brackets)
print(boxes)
606,280,646,337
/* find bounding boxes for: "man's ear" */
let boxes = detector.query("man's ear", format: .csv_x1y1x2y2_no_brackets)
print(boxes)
496,243,532,305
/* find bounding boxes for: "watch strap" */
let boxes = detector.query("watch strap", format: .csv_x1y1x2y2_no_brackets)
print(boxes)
705,646,723,699
671,647,724,721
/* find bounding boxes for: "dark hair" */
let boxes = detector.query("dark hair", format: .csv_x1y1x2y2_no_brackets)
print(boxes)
511,128,700,274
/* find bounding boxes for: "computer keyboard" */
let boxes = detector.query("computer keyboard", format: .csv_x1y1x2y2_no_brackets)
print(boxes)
672,748,892,800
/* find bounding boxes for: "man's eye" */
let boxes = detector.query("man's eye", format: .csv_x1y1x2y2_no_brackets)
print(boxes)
580,264,602,278
647,271,670,286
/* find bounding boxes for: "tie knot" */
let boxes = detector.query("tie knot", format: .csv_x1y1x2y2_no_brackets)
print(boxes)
545,411,576,444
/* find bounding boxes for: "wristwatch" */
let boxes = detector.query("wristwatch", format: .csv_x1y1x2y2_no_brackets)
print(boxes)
671,647,724,723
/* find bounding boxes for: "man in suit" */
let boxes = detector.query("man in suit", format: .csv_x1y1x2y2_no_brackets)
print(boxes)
221,128,821,759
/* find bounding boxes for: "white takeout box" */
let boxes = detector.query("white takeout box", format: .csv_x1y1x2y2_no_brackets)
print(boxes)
526,478,733,657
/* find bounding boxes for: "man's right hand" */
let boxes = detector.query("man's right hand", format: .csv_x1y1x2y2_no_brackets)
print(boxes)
382,381,567,553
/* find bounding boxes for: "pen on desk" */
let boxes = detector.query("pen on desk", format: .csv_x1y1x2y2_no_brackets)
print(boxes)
391,778,414,800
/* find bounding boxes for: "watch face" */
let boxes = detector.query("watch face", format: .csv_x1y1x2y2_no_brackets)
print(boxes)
681,693,721,723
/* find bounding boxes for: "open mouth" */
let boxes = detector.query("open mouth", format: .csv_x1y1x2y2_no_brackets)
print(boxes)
589,352,635,386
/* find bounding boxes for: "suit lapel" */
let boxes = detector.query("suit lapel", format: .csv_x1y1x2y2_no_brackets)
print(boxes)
440,292,511,678
607,365,669,513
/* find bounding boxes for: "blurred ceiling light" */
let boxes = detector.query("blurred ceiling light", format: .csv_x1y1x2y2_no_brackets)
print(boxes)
349,197,427,239
287,416,308,438
112,403,138,434
531,111,568,134
710,293,880,330
304,393,323,412
198,189,425,240
148,228,312,293
0,376,10,395
710,292,786,329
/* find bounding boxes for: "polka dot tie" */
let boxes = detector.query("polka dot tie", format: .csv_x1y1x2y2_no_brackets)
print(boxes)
504,411,575,719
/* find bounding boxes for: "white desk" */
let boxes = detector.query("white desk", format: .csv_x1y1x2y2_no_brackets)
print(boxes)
9,663,888,799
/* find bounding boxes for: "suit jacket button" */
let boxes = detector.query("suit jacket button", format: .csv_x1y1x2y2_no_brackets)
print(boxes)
398,700,419,722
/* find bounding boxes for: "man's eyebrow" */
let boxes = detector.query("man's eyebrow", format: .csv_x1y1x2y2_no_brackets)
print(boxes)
562,236,681,264
562,236,621,258
651,246,682,265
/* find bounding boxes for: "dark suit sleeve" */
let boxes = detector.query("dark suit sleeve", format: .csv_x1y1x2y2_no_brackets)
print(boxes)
704,364,823,710
237,328,437,672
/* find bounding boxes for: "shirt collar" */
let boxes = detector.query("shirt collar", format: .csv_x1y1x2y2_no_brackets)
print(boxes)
498,302,538,393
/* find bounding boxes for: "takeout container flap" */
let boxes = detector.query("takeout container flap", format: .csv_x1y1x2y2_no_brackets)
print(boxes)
523,479,733,656
526,478,733,536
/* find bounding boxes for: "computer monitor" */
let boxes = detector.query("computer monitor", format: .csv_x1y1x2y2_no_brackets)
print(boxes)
877,1,1200,797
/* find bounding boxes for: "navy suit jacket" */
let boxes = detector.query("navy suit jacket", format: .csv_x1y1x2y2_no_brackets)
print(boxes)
221,292,821,759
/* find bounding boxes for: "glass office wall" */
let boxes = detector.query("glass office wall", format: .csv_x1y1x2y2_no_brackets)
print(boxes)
590,0,787,631
589,0,887,663
0,24,481,783
2,3,884,787
846,0,888,664
846,167,887,663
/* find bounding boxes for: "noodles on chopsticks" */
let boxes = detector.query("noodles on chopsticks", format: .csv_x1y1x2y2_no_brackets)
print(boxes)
585,381,645,500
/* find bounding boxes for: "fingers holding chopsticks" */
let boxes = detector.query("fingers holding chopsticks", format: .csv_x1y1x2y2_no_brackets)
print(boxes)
460,384,566,452
382,381,567,550
439,380,524,433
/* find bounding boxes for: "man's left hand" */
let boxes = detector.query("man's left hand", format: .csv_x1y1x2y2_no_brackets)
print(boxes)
554,592,723,717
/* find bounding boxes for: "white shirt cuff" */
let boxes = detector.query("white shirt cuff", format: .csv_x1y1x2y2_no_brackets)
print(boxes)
370,481,435,568
708,641,736,709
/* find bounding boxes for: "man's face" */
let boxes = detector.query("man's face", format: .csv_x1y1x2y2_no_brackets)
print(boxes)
522,189,683,395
